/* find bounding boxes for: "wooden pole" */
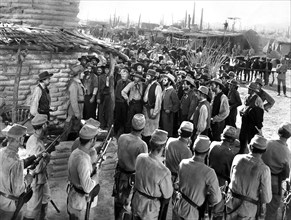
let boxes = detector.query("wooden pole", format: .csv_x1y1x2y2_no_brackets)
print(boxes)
200,8,203,30
12,46,24,123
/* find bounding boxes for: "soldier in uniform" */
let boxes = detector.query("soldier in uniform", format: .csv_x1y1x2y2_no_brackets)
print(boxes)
173,135,222,220
262,122,291,220
165,121,193,183
113,114,148,219
160,73,180,137
132,129,173,220
30,71,53,120
0,124,33,220
24,114,51,220
67,124,100,220
225,135,272,220
142,69,163,146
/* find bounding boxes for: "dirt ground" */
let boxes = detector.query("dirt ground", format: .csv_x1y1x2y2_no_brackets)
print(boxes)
46,72,291,220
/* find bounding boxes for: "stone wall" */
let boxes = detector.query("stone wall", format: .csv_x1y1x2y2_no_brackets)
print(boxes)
0,49,86,125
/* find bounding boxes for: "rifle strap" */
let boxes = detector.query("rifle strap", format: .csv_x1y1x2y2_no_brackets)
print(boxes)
179,191,199,208
0,191,19,200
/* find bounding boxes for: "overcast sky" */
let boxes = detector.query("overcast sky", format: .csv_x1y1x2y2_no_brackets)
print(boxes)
78,1,290,30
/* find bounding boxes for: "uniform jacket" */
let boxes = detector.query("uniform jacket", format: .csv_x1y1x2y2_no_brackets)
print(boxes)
132,153,173,220
0,145,26,212
68,148,98,210
117,133,148,172
68,78,85,118
174,157,221,220
165,137,192,175
226,153,272,218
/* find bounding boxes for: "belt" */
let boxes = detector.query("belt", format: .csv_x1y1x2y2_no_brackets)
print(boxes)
68,183,87,195
230,189,259,206
0,191,19,201
78,101,84,103
129,99,142,104
135,189,159,200
180,191,199,208
117,165,135,175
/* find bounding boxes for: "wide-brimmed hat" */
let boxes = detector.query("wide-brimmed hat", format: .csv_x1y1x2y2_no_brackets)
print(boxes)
220,72,229,80
248,82,259,92
70,65,84,76
132,62,145,71
254,78,263,86
7,124,27,138
228,79,239,86
78,55,89,62
85,118,101,129
88,55,100,64
38,71,53,81
179,121,194,133
198,74,209,82
150,129,168,145
132,72,144,79
31,114,48,126
198,86,209,96
228,71,235,78
183,76,195,86
164,73,176,84
250,134,267,150
193,135,211,153
279,122,291,135
221,125,237,140
132,114,146,131
146,69,156,77
194,63,206,69
209,78,224,88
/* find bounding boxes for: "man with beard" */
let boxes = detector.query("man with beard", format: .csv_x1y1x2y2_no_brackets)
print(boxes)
121,71,144,133
142,69,163,146
24,114,51,220
209,78,230,141
191,86,211,139
179,76,198,123
114,68,131,136
225,79,242,128
30,71,53,120
161,73,180,137
82,63,98,120
239,82,264,154
113,114,148,219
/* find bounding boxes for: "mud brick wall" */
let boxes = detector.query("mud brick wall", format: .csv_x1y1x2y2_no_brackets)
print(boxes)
0,49,87,125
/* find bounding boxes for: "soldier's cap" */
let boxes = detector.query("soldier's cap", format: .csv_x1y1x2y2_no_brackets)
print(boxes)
132,114,146,131
221,125,237,140
150,129,168,145
31,114,48,126
254,78,263,86
179,121,194,133
193,135,211,153
7,124,27,138
198,86,209,96
248,82,259,92
1,125,12,136
164,73,176,85
250,134,267,150
85,118,101,129
279,122,291,135
38,71,53,81
79,124,99,140
70,65,84,76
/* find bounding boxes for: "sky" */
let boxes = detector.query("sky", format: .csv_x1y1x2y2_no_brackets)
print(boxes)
78,0,291,30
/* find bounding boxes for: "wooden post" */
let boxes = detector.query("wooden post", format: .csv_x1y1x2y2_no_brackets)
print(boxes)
12,46,24,123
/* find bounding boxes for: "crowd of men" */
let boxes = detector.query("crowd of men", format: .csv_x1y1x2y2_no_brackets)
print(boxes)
0,41,290,220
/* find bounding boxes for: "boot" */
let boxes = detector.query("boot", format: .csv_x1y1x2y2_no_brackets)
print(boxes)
23,218,34,220
277,84,281,96
283,86,287,96
39,203,48,220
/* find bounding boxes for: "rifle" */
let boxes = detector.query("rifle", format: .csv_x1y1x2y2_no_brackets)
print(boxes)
24,128,68,169
84,134,113,220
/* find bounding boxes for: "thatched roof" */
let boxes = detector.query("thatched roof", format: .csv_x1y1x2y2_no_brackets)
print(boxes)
0,23,129,60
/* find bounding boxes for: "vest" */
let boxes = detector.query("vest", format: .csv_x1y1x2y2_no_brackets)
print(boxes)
193,100,211,130
212,92,223,117
38,84,50,114
246,94,258,108
147,82,158,109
